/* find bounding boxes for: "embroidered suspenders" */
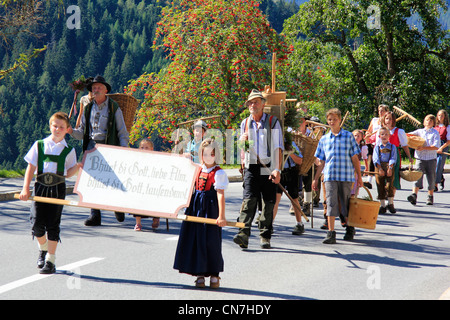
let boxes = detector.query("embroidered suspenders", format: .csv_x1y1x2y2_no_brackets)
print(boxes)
36,140,73,186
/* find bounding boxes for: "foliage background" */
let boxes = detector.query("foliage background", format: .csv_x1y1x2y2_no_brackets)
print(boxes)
0,0,449,170
0,0,299,169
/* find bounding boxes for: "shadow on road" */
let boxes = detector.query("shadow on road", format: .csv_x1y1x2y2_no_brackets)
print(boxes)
56,271,315,300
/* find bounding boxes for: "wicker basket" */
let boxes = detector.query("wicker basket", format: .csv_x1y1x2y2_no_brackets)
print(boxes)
399,168,423,182
406,134,425,149
107,93,139,132
262,91,286,106
292,133,319,176
264,105,285,126
347,186,380,230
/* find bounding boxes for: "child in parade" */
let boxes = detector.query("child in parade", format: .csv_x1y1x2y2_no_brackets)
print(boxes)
352,129,369,196
184,120,208,164
407,115,440,206
273,134,304,235
373,127,397,214
174,138,228,288
377,111,414,212
434,110,450,191
133,138,160,231
296,115,314,216
19,112,79,274
312,108,363,244
365,104,389,189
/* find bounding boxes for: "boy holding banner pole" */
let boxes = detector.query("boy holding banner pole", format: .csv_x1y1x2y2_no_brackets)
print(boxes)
19,112,80,274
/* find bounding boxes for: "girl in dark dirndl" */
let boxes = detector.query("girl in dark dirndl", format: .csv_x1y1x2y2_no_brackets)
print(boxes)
174,138,228,288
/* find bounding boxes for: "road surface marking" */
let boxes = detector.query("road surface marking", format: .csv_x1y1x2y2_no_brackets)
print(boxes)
439,287,450,300
0,257,104,295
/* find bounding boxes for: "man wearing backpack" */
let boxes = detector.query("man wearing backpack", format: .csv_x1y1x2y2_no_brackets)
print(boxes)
69,75,129,226
233,89,284,249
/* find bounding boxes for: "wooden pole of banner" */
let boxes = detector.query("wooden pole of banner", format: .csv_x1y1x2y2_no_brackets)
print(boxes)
14,194,245,228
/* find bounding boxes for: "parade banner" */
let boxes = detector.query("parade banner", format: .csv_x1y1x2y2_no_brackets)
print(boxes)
15,144,245,227
74,144,199,218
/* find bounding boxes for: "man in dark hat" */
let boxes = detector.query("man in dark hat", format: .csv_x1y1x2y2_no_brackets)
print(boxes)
69,75,129,226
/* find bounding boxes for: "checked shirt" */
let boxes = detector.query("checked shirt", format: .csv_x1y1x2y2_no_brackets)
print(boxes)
314,129,361,182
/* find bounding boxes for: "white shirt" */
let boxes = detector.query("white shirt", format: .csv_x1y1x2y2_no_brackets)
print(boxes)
409,128,440,160
240,113,284,166
375,127,408,147
368,117,381,145
24,136,77,176
71,97,129,147
201,165,229,190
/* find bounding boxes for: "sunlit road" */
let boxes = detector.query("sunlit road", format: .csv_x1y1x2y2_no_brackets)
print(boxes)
1,178,450,301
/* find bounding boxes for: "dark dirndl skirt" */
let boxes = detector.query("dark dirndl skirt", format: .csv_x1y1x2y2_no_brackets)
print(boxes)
173,189,224,276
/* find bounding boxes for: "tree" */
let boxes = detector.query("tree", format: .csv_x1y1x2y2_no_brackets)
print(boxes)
125,0,291,144
282,0,449,129
0,0,63,79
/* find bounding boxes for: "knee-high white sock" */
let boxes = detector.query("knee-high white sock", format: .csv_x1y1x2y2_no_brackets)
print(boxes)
45,253,55,264
304,192,312,203
38,241,48,251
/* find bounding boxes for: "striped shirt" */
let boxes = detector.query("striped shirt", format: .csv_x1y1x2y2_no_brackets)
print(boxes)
314,129,361,182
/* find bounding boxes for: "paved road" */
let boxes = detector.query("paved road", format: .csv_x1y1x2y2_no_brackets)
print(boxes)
1,174,450,302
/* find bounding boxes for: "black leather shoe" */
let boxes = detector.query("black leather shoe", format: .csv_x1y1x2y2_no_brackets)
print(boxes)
387,204,397,214
85,210,101,226
37,250,47,269
407,193,417,205
115,212,125,222
39,261,56,274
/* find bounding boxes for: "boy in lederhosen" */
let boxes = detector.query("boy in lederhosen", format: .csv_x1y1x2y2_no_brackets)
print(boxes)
372,127,397,214
20,112,79,274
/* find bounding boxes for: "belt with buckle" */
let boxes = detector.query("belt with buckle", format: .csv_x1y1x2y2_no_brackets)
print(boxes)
36,173,65,187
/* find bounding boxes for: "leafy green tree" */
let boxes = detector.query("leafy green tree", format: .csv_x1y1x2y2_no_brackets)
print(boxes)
125,0,291,144
282,0,449,130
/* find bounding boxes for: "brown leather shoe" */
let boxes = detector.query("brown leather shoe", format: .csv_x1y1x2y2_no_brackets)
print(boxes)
210,277,221,289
